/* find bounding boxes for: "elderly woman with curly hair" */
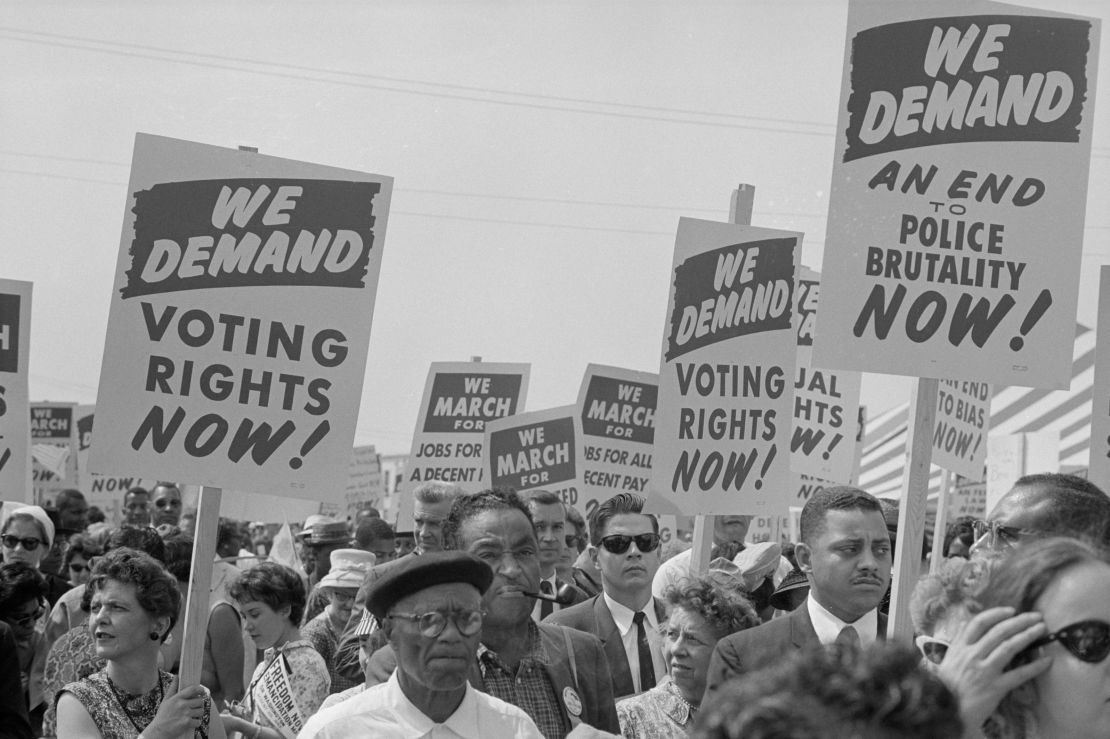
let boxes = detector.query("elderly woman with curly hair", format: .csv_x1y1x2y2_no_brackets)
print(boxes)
617,574,761,738
909,557,991,671
55,547,223,739
221,562,329,739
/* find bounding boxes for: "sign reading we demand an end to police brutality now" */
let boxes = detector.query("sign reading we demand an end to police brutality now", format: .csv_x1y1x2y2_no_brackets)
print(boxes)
652,218,800,515
814,1,1099,390
90,134,391,498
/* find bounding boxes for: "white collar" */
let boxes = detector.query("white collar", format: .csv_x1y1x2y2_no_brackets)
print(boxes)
806,595,878,646
603,591,657,636
387,671,477,734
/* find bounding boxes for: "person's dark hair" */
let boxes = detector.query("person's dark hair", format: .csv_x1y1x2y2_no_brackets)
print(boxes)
55,489,85,512
665,576,760,638
694,643,963,739
588,493,659,546
355,517,395,549
63,533,103,569
87,547,181,642
217,519,241,553
87,506,106,524
520,489,564,508
229,562,306,625
969,537,1109,736
943,516,976,558
106,526,166,563
412,481,465,506
0,562,48,614
124,486,149,502
442,488,535,551
162,533,194,582
1010,473,1110,546
800,486,884,545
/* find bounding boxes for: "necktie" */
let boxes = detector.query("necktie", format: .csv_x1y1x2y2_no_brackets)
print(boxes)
836,625,861,649
540,580,554,619
633,611,656,691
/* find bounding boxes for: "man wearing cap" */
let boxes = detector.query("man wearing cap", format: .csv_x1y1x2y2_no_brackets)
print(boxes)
297,550,542,738
302,549,376,695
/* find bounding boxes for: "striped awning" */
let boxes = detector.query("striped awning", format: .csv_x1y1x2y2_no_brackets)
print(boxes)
859,324,1095,500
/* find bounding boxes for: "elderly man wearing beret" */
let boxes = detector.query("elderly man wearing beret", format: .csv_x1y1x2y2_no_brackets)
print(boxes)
297,550,542,738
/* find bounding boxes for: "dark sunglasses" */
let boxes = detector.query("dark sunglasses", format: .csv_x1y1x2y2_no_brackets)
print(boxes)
915,635,949,665
1023,620,1110,664
6,602,45,628
68,563,88,573
1,535,43,551
599,533,661,555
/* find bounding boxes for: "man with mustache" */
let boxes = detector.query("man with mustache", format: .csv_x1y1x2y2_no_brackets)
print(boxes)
298,550,542,738
705,486,892,698
544,492,668,700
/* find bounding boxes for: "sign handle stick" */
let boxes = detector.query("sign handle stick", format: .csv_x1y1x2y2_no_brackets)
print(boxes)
886,379,938,643
178,485,222,689
929,469,954,575
689,183,755,578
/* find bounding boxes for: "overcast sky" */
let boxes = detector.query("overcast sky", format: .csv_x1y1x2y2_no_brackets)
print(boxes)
2,0,1106,456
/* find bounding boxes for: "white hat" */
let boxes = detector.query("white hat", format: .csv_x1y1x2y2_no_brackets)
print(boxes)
3,505,55,550
318,548,376,590
732,541,782,591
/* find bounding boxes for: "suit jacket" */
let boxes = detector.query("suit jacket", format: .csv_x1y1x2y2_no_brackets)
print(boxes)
542,593,667,700
0,622,33,739
705,604,888,698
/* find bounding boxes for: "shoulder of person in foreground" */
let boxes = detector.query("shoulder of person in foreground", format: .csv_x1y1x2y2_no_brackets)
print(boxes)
538,622,619,732
542,594,598,629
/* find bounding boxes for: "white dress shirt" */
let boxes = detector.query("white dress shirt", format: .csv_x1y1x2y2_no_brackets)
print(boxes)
297,671,542,739
603,592,666,693
806,595,879,647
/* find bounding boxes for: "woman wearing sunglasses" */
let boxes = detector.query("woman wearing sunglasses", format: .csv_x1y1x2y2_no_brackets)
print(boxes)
0,562,49,734
939,537,1110,739
63,535,102,588
2,505,71,606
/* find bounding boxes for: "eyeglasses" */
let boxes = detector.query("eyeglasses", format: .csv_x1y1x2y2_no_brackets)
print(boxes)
1026,620,1110,664
388,609,484,638
599,533,661,555
1,535,43,551
914,635,950,665
971,519,1037,549
6,602,45,628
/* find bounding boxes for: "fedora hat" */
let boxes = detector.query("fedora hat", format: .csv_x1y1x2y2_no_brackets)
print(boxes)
303,519,350,546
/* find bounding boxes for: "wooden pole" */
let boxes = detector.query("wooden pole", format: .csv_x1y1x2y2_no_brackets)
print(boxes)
178,485,222,688
689,183,755,578
886,379,938,643
929,469,954,575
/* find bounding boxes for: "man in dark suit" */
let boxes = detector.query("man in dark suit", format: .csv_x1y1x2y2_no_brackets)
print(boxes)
544,493,668,699
519,490,587,620
705,485,892,698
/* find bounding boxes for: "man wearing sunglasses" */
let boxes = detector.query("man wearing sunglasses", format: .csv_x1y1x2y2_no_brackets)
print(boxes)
970,473,1110,558
544,492,667,699
520,490,588,621
299,550,543,738
706,486,892,698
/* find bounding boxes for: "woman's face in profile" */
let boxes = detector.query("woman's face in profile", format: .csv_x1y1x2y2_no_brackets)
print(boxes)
1029,560,1110,739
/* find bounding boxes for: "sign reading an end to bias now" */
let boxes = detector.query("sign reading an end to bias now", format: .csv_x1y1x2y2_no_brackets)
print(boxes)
652,218,800,515
814,1,1099,390
485,405,581,506
932,379,991,480
91,134,392,498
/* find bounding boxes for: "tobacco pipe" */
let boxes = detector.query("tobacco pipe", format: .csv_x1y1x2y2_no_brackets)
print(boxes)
523,583,578,606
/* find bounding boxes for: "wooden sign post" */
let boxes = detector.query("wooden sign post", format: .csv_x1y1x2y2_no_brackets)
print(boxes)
178,485,222,687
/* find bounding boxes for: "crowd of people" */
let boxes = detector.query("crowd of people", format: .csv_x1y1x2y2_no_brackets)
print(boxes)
1,472,1109,738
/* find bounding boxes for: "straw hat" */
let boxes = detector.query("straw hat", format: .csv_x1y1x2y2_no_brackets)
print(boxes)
303,519,350,546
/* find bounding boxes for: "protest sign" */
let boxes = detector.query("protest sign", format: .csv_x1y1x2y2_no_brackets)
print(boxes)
76,405,157,523
950,474,988,518
0,280,32,503
485,405,581,506
345,444,383,517
932,380,991,479
218,489,320,526
792,267,862,482
251,653,305,738
577,364,657,520
90,134,392,498
30,402,78,507
986,430,1058,513
813,1,1100,390
1089,267,1110,486
394,362,529,528
652,217,800,514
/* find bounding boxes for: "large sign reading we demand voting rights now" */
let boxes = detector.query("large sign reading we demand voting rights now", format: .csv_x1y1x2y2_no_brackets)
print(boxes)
90,134,392,498
814,1,1099,390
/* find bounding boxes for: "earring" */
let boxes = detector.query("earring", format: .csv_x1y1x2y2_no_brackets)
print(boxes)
150,631,161,641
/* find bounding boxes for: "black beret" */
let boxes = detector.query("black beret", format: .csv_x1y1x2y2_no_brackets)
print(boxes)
367,550,493,620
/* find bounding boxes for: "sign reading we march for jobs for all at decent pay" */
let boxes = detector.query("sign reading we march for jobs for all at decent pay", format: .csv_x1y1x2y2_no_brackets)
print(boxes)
0,279,32,502
652,218,800,515
91,134,392,498
814,1,1100,390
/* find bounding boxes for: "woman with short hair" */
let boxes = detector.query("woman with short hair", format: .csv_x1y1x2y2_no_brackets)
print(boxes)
64,534,102,588
0,562,50,733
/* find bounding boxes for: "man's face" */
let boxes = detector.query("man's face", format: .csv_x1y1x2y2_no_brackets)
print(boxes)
366,537,396,564
714,515,752,546
58,494,89,531
151,485,183,526
458,508,540,629
969,483,1056,559
529,502,566,573
592,513,661,600
124,492,151,526
796,508,891,622
387,582,482,692
413,499,454,553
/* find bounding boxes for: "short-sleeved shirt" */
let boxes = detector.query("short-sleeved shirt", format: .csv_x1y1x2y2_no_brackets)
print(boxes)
616,676,693,739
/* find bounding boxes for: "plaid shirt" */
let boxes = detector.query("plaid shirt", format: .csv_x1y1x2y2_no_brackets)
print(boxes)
477,621,568,739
